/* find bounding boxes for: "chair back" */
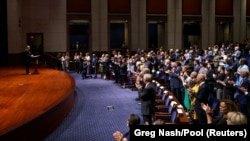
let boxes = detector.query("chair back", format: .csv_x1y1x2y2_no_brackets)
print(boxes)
170,109,178,123
168,101,178,113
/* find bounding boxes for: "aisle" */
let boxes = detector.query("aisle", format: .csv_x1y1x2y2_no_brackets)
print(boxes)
44,73,141,141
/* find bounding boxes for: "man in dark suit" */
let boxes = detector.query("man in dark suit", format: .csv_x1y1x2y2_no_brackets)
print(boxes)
188,74,210,125
24,45,33,75
104,54,112,80
169,62,184,104
91,53,98,78
233,69,249,121
137,73,156,125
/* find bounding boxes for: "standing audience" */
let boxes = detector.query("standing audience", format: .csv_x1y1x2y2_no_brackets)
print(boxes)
136,73,156,125
50,42,250,125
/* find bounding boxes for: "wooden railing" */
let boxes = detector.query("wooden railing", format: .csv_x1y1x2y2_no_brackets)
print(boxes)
153,79,190,124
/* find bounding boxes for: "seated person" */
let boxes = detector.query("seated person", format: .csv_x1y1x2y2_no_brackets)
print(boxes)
201,99,239,125
153,119,165,125
226,111,248,125
113,113,141,141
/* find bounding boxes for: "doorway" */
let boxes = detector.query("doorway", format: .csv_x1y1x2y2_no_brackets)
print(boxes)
109,19,129,55
26,33,44,63
147,21,165,50
216,21,232,43
69,20,90,51
183,21,201,49
27,33,43,55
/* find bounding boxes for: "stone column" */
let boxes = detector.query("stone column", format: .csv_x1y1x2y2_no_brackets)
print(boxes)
208,0,216,46
201,0,209,49
202,0,216,48
99,0,108,51
167,0,176,49
174,0,182,49
233,0,246,42
131,0,140,51
91,0,108,52
131,0,147,50
8,0,22,53
91,0,101,51
167,0,182,49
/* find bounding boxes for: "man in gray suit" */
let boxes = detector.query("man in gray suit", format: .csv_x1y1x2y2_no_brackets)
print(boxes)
137,73,156,125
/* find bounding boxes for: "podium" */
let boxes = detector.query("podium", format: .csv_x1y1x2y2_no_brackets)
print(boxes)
31,55,40,74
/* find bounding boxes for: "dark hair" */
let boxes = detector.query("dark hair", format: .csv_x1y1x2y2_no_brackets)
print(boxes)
220,99,239,112
128,114,141,127
240,58,247,65
219,65,225,71
225,68,234,78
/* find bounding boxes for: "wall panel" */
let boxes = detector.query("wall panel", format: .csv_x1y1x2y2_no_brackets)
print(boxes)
182,0,201,15
147,0,167,14
215,0,233,15
108,0,130,13
67,0,91,13
247,0,250,16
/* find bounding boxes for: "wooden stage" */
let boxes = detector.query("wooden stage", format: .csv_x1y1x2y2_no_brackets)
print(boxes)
0,65,76,141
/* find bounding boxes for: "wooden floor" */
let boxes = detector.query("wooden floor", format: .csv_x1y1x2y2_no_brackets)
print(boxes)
0,65,76,141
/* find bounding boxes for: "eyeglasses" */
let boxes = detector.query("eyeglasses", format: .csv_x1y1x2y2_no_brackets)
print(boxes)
219,105,226,108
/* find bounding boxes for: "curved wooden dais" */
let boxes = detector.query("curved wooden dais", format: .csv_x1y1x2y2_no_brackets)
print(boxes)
0,66,76,141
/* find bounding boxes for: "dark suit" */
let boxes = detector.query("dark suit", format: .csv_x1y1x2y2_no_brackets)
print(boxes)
235,76,249,119
145,60,153,71
247,85,250,124
194,64,200,73
91,56,98,77
104,58,111,80
119,63,127,85
81,63,88,79
193,82,210,125
25,50,32,74
205,69,216,96
139,82,156,125
169,72,184,103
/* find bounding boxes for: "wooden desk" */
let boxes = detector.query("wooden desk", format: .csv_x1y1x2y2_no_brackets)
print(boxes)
177,108,189,124
31,55,40,74
167,91,189,124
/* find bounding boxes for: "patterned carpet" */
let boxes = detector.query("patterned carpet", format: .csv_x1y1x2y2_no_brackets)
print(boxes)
44,72,141,141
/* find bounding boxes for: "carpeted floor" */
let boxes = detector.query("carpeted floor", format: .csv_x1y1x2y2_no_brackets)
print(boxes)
44,72,141,141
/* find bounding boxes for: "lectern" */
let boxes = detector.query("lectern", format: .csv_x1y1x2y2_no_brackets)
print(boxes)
31,55,40,74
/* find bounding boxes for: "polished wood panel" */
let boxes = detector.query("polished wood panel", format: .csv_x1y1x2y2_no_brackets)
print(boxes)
108,0,130,13
147,0,167,14
67,0,91,13
247,0,250,16
215,0,233,15
0,66,76,140
182,0,201,15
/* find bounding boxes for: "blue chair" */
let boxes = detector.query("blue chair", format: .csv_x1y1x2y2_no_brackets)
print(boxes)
154,106,179,124
154,100,177,115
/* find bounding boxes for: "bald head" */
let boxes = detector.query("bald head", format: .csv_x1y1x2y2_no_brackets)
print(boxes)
143,73,153,83
196,74,205,84
190,71,197,79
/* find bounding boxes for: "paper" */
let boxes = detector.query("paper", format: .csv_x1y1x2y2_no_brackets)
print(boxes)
31,55,40,58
